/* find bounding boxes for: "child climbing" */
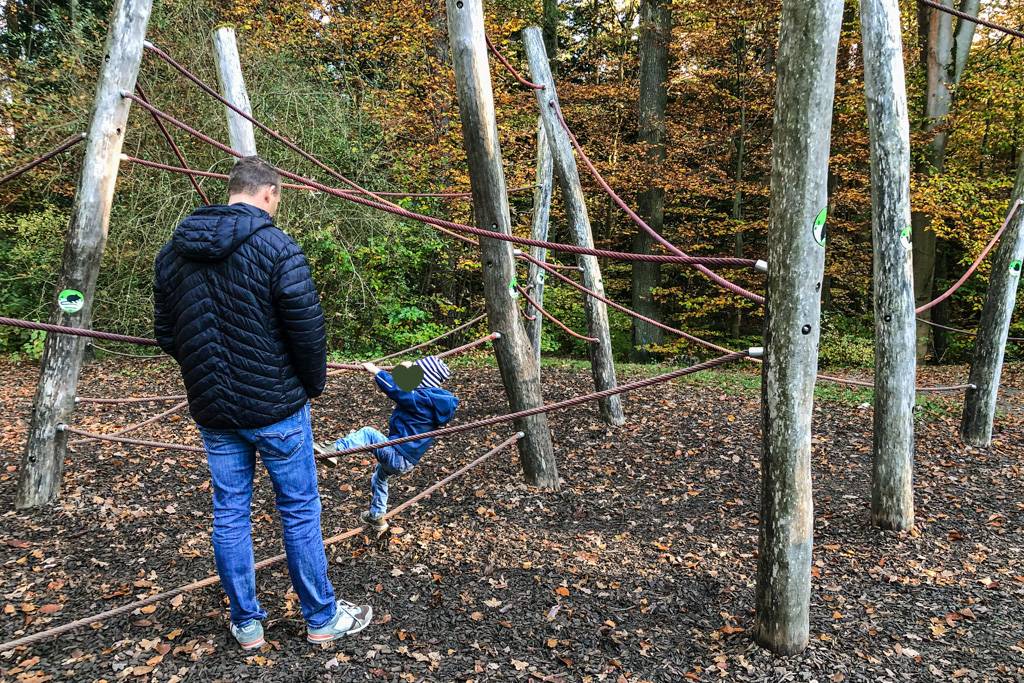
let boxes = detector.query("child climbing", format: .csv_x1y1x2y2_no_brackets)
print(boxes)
315,356,459,533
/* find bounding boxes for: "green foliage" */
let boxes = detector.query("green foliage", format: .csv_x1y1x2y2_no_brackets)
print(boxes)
0,207,68,353
818,313,876,369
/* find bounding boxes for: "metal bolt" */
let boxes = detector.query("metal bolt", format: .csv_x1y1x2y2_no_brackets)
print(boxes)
801,324,812,335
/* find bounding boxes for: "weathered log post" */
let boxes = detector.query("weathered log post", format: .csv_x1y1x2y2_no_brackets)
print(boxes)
447,0,559,488
754,0,844,655
526,118,554,362
961,154,1024,447
523,27,625,427
16,0,154,509
211,26,258,156
861,0,916,530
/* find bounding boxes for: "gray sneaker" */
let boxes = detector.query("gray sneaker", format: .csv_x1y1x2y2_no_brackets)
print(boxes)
307,599,373,644
360,510,389,534
313,441,340,467
229,619,265,650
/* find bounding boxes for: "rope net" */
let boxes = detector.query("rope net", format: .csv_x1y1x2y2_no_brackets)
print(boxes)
0,433,523,654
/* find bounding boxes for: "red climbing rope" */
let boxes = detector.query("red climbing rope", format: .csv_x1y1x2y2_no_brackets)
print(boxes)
0,316,157,346
61,426,204,453
0,432,523,654
318,351,750,462
485,35,545,90
372,313,488,363
68,400,189,447
917,0,1024,41
327,332,499,372
550,102,765,304
517,284,597,343
134,82,210,204
121,155,533,199
516,251,977,393
124,95,759,268
517,251,735,355
76,394,186,405
138,44,760,270
0,133,87,186
916,200,1023,314
917,316,1024,343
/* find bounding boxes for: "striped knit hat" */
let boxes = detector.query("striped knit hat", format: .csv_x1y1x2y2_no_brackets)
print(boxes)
414,355,451,389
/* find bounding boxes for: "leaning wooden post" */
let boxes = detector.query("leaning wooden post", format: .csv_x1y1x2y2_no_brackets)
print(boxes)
447,0,559,488
961,157,1024,446
211,26,258,156
755,0,844,655
861,0,916,530
526,117,554,362
15,0,154,510
523,27,625,427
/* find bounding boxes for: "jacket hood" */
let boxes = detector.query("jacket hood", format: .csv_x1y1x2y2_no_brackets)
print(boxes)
421,387,458,425
172,203,274,262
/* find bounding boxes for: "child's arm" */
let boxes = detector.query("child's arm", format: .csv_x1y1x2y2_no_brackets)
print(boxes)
368,366,421,411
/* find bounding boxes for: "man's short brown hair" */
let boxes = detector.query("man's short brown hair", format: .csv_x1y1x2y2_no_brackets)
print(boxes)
228,156,281,196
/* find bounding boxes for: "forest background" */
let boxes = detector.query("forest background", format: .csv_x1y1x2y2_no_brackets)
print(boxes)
1,0,1022,367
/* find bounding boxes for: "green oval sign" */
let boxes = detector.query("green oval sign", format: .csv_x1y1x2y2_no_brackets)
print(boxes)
509,277,519,299
1010,259,1022,275
812,207,828,247
58,289,84,314
900,226,912,251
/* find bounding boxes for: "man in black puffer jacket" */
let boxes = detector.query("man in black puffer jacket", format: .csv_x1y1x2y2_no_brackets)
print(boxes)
154,156,371,650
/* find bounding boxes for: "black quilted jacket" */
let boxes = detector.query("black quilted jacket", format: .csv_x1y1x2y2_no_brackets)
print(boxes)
153,203,327,429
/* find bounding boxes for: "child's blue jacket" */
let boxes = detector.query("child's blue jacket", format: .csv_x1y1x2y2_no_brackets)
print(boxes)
374,370,459,463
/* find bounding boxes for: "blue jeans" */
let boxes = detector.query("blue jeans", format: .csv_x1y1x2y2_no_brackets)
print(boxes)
333,426,415,518
198,402,337,628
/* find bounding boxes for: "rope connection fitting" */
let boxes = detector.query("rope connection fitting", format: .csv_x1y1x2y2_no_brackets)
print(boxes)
493,332,502,339
56,424,68,432
754,260,768,274
747,347,764,358
515,431,525,439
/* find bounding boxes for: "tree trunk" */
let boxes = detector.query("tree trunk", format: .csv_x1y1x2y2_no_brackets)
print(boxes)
523,27,625,427
731,27,748,340
755,0,844,655
212,26,258,156
912,0,978,359
861,0,916,531
961,155,1024,447
542,0,558,71
527,118,554,362
630,0,670,362
16,0,154,510
447,2,559,488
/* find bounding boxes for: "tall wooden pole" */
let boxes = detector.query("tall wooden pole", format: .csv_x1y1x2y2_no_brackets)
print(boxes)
755,0,844,655
861,0,916,530
961,159,1024,446
447,0,559,489
15,0,154,509
523,27,625,427
211,26,258,156
527,118,554,362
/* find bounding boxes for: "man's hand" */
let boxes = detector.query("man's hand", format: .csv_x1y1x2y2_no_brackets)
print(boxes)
362,362,382,376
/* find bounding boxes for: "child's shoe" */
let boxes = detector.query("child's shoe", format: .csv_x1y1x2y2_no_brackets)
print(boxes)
229,619,265,650
360,510,389,534
307,599,373,644
313,441,340,467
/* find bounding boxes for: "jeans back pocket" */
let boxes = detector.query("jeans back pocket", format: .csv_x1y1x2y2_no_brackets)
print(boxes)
256,423,305,460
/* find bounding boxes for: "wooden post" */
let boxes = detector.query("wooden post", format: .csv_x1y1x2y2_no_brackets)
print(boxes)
861,0,916,530
755,0,844,655
961,160,1024,446
15,0,154,510
527,118,554,362
523,27,625,427
447,0,559,489
211,26,258,156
